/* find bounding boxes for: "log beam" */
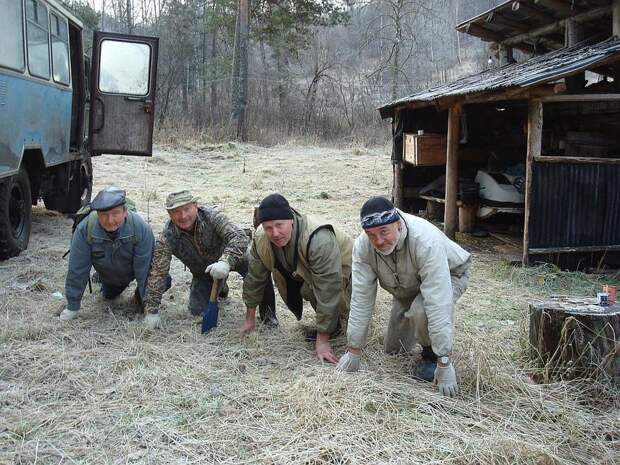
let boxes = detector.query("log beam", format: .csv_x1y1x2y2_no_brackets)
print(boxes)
444,104,461,240
501,5,611,49
523,100,543,265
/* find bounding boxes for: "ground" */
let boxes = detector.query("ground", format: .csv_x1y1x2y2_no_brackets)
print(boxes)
0,143,618,465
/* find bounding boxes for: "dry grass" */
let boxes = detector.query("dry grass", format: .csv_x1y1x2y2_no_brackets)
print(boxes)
0,143,618,465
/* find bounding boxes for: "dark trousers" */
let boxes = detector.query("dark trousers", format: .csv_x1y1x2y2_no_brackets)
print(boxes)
188,271,276,321
102,275,172,307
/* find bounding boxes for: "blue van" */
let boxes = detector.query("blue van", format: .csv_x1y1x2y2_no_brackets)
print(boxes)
0,0,159,258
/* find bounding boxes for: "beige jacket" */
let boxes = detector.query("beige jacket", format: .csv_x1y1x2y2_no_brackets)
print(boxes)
348,210,471,355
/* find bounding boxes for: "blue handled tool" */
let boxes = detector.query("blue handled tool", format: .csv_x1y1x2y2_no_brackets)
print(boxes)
201,279,220,334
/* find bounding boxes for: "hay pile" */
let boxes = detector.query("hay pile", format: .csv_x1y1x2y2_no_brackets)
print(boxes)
1,144,618,464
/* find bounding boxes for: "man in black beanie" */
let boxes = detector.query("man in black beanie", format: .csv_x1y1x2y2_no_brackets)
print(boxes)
337,196,472,398
242,193,353,363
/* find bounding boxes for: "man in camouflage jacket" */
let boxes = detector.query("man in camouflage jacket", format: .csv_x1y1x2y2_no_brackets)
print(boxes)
143,190,275,329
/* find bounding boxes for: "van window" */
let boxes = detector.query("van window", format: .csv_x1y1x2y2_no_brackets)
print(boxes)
99,40,150,95
51,13,69,85
26,0,50,79
0,0,25,71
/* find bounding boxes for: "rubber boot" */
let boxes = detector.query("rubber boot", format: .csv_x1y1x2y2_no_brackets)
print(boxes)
413,346,437,382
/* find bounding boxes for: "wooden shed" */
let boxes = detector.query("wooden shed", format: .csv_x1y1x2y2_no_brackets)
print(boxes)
379,0,620,270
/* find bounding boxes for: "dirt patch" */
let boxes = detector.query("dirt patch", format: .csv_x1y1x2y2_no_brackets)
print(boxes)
0,143,617,464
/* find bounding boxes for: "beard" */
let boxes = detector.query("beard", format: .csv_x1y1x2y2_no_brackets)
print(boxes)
375,232,399,256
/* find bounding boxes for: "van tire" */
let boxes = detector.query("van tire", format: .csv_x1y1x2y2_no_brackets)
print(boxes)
43,159,92,214
0,169,32,259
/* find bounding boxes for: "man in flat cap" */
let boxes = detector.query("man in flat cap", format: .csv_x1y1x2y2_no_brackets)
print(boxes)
143,190,276,329
241,193,353,363
337,197,472,398
61,186,155,324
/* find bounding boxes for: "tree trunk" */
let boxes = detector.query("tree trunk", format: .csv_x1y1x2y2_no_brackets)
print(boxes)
529,298,620,382
236,0,249,141
210,26,218,121
126,0,133,34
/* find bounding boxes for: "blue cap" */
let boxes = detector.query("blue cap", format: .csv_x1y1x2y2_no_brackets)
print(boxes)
91,186,126,211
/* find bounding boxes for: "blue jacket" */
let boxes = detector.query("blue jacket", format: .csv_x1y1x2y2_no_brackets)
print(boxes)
65,212,154,311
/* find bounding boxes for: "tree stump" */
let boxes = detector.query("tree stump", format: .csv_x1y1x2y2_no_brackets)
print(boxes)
529,297,620,382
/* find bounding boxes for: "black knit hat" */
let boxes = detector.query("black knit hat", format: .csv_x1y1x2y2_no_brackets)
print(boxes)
360,196,399,229
257,193,294,223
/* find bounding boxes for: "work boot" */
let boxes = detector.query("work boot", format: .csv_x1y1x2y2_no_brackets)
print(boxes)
413,346,437,382
218,281,229,299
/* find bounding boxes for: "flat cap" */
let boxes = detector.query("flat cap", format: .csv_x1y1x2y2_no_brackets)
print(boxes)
165,190,200,210
91,186,126,211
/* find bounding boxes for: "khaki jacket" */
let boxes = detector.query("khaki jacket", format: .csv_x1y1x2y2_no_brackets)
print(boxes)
243,213,352,333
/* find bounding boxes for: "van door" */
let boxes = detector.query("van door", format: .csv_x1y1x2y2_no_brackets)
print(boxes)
88,31,158,156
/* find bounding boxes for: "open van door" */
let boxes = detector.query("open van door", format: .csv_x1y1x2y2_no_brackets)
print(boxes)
88,31,159,156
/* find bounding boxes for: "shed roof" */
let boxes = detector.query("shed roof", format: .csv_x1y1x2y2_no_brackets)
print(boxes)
378,38,620,119
455,0,612,54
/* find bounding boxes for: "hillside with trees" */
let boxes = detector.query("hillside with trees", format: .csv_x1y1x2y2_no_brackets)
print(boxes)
66,0,504,143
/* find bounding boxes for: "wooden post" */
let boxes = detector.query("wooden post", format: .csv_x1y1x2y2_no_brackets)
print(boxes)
499,45,513,66
565,19,585,91
614,0,620,37
444,105,461,239
393,162,404,209
458,204,477,233
523,100,543,265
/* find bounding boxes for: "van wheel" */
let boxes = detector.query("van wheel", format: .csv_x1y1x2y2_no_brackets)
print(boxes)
0,169,32,259
43,159,92,214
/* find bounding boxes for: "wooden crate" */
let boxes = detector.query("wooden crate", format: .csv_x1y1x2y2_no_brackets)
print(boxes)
403,133,447,166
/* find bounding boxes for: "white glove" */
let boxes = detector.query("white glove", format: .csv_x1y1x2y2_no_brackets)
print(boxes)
206,260,231,280
59,308,79,321
144,313,161,330
336,351,361,372
434,363,459,397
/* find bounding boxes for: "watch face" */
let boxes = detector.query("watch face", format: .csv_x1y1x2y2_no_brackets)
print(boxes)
439,356,450,365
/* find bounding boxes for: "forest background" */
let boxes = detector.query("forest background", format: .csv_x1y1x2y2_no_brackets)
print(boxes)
67,0,504,145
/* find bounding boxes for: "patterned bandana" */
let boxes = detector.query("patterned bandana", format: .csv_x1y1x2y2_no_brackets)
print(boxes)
360,208,400,229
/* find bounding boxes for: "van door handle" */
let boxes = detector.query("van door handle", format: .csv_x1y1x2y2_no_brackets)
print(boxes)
93,96,105,133
125,96,147,102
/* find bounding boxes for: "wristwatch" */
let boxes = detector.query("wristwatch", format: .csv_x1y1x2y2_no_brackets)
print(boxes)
438,355,450,366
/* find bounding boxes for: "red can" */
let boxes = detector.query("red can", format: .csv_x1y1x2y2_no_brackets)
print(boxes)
603,285,617,304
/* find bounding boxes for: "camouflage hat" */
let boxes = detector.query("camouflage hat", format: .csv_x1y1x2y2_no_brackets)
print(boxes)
165,190,200,210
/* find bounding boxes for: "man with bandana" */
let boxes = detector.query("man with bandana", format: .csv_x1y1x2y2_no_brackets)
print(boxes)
337,197,471,397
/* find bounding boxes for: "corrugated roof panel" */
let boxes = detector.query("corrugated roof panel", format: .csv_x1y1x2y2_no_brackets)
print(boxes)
378,38,620,118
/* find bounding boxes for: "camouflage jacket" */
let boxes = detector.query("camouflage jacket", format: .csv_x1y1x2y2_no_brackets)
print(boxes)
143,206,249,314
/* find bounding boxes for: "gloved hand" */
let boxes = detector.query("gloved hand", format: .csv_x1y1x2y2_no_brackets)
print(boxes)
336,351,361,372
206,260,230,280
434,363,459,397
144,313,161,330
59,308,79,321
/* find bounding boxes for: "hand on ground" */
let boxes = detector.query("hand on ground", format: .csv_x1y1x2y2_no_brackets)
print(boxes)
316,340,339,364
